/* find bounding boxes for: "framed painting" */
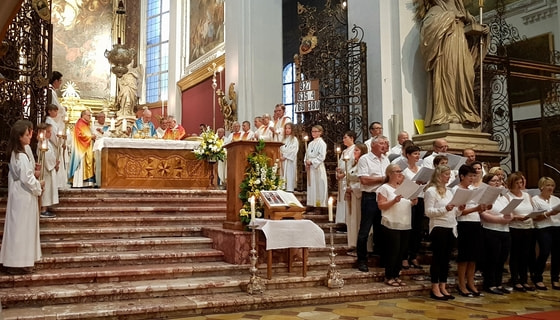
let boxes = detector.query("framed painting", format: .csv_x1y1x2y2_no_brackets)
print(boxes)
189,0,225,64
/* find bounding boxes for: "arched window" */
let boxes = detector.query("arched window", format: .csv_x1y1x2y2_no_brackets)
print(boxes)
145,0,170,103
282,62,297,123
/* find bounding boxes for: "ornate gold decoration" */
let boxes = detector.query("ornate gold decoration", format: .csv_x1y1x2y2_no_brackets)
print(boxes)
32,0,50,21
104,44,136,78
217,82,237,131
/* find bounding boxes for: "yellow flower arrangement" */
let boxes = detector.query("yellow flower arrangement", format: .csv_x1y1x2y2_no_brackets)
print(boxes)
238,140,284,224
193,127,226,161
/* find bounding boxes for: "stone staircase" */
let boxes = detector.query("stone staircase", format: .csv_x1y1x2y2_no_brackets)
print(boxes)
0,188,429,319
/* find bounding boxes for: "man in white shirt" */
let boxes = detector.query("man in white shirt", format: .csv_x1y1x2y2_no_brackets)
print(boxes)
93,112,109,139
225,121,242,144
355,136,390,272
364,121,384,153
273,103,292,141
389,131,410,156
255,115,273,141
423,138,449,169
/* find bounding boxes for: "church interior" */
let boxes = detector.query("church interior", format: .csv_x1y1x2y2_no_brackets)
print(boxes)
1,0,560,319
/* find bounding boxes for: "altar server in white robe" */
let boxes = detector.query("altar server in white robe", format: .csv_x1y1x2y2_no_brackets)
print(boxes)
45,104,68,189
0,121,44,273
280,123,299,192
37,123,59,217
304,125,328,207
335,131,356,223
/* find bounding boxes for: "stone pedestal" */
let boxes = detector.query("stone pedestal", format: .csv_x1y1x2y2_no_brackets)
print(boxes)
413,129,508,165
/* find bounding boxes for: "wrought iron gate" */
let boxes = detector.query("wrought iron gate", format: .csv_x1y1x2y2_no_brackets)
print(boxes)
294,2,368,191
0,0,51,187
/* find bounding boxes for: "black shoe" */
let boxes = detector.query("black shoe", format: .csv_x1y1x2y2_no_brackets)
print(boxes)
357,263,369,272
430,291,448,301
443,294,455,300
40,211,56,218
498,286,511,294
410,262,423,269
535,282,548,290
487,287,504,295
458,290,473,297
552,282,560,290
513,284,526,292
523,284,535,291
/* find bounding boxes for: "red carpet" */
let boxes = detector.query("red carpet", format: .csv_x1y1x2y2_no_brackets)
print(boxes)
495,310,560,320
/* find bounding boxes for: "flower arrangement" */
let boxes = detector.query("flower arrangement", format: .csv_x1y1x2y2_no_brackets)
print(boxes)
193,127,226,161
239,140,284,224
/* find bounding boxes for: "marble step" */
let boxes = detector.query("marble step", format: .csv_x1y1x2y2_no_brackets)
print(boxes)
35,215,225,228
57,196,227,207
0,264,411,308
37,225,206,241
0,269,429,320
39,236,215,254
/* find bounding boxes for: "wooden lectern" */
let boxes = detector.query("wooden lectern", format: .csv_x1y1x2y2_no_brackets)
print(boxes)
223,140,282,230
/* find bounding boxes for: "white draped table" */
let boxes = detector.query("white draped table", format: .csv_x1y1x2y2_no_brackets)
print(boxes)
252,219,326,279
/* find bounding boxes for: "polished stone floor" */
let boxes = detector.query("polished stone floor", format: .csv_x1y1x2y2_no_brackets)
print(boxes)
175,286,560,320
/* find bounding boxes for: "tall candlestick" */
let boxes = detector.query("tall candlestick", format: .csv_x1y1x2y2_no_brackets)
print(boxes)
328,197,333,222
250,196,256,225
122,118,127,132
110,118,116,131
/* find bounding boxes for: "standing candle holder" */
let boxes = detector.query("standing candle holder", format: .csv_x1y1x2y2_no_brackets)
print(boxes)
326,222,344,289
38,139,49,181
246,221,265,294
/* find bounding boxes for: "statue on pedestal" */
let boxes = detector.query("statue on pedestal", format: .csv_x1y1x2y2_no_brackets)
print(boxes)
117,62,143,118
415,0,490,128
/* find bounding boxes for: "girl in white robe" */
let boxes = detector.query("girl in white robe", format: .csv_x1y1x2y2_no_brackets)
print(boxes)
45,104,68,189
304,125,327,207
37,123,59,215
280,123,299,192
0,121,43,272
335,131,356,223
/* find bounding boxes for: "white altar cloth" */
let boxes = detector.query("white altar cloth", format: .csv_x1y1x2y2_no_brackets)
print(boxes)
253,219,326,250
93,137,201,151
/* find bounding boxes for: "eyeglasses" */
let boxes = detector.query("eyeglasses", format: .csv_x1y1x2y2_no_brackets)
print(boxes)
372,127,383,130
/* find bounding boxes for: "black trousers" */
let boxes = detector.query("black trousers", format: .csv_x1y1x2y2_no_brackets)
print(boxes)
356,192,380,262
406,197,424,261
383,226,410,279
482,228,510,288
429,226,455,283
509,228,535,285
533,227,554,283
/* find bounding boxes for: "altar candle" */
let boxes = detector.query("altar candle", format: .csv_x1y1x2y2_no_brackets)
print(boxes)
122,118,127,132
110,118,116,131
328,197,333,222
249,196,256,224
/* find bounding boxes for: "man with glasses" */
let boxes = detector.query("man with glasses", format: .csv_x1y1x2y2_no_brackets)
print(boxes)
365,122,383,153
423,138,448,169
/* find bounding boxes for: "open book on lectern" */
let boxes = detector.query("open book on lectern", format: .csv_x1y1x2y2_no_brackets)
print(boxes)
260,190,305,208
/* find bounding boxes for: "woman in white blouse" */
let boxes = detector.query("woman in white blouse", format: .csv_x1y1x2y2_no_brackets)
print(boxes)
304,125,327,207
531,177,560,290
280,123,299,192
506,172,535,292
402,145,425,270
335,131,356,224
377,164,418,287
424,165,464,300
480,173,513,295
